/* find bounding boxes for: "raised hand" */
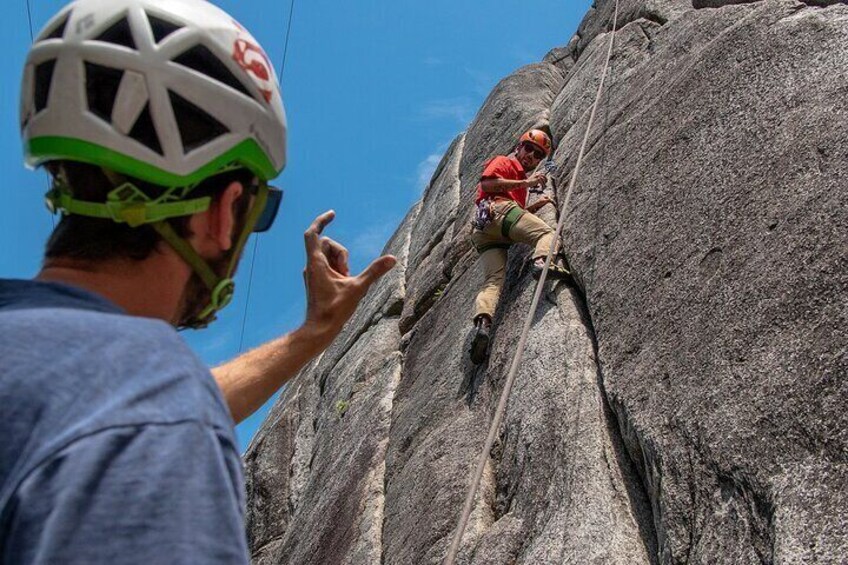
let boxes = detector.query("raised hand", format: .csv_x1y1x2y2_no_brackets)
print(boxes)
302,210,397,349
526,172,548,188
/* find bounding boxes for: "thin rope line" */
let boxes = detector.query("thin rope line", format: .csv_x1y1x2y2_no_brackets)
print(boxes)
47,173,55,229
238,236,260,352
236,0,296,353
25,0,34,42
278,0,296,78
24,0,55,230
443,1,620,563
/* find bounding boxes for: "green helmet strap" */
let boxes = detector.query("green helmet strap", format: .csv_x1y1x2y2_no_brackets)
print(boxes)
151,182,269,329
47,178,270,330
46,182,211,227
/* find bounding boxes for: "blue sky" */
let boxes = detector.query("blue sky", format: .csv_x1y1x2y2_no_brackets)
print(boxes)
2,0,592,450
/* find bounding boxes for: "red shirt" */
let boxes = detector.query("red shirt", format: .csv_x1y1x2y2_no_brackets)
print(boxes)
474,155,528,208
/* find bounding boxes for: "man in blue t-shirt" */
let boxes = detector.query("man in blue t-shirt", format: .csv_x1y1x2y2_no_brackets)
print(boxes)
2,1,396,563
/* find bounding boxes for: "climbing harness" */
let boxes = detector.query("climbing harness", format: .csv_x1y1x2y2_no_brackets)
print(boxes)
472,199,494,231
444,1,621,563
471,198,524,236
500,205,524,237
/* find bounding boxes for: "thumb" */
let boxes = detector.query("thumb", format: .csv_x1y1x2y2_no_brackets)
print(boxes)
356,255,397,287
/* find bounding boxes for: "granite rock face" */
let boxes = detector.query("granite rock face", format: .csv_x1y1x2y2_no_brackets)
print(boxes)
244,1,847,563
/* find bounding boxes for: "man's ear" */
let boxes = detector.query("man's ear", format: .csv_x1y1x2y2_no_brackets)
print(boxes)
207,181,244,252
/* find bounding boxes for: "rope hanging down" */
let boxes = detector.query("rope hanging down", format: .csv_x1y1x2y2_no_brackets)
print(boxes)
443,1,620,563
25,0,56,231
237,0,297,353
24,0,34,42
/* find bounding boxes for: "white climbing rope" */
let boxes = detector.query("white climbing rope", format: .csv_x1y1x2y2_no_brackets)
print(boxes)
237,0,297,353
443,1,620,563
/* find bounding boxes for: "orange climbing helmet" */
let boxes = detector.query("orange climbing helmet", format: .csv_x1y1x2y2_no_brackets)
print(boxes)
519,129,552,157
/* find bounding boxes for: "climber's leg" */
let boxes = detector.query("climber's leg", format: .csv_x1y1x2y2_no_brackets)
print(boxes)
465,242,508,364
507,210,555,260
507,211,572,281
474,246,508,320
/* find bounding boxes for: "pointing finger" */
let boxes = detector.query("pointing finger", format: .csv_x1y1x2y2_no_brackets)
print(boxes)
304,210,336,252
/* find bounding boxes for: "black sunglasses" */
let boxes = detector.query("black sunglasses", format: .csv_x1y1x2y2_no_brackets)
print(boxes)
522,143,545,160
250,183,283,233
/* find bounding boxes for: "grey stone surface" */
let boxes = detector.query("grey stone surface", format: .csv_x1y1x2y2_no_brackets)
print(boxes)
542,41,577,74
314,202,419,386
408,134,464,271
550,18,661,159
458,242,656,565
551,1,848,562
399,226,453,335
382,264,492,565
398,133,465,333
245,1,847,563
575,0,692,57
696,0,846,6
693,0,761,7
247,319,402,564
245,357,322,553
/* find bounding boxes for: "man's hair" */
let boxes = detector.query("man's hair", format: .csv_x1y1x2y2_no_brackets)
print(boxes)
45,162,254,262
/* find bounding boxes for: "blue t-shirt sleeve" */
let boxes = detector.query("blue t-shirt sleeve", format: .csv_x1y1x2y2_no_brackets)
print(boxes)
3,422,248,565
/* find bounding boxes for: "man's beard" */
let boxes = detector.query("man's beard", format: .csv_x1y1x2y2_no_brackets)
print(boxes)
175,251,231,329
174,189,254,328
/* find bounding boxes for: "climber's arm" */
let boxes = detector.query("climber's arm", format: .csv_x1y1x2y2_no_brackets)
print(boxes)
212,210,396,424
480,177,529,194
481,172,546,195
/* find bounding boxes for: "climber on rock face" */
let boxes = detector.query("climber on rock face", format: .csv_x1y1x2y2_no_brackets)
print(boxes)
469,129,571,364
0,0,395,562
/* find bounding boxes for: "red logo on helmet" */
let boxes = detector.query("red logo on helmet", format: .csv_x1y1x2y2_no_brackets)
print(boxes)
232,35,274,103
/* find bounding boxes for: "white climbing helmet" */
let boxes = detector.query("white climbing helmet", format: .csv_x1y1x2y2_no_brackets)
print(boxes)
20,0,287,186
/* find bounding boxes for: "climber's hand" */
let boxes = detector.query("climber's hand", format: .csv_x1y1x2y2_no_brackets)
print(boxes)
302,210,397,349
526,196,554,214
526,172,548,188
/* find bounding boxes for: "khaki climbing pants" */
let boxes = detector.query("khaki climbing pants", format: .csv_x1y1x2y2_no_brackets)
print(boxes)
470,200,555,319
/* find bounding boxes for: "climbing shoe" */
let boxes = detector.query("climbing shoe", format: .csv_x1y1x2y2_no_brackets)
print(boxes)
531,258,572,282
470,315,492,365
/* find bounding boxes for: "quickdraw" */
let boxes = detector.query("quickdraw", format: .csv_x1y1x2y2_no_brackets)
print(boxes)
472,198,494,231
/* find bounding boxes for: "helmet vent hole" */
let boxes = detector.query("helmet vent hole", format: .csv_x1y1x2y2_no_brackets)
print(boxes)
147,13,183,44
93,17,136,50
34,59,57,113
41,12,71,41
128,104,164,156
85,62,124,122
173,45,254,100
168,91,229,153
